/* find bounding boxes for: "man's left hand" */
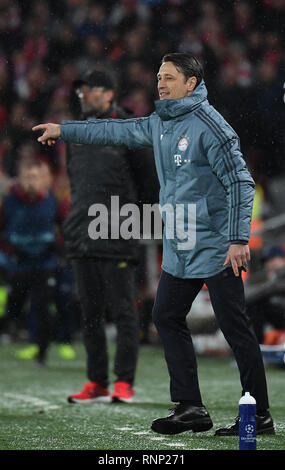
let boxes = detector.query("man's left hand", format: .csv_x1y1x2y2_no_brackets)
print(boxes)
223,244,250,277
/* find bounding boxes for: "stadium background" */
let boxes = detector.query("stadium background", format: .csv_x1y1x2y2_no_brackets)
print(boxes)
0,0,284,451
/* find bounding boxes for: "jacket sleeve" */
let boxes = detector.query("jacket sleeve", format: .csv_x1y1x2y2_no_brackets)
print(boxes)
60,116,153,149
202,129,255,244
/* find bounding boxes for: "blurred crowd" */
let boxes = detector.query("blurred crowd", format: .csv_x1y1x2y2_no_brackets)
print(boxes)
0,0,285,358
1,0,285,180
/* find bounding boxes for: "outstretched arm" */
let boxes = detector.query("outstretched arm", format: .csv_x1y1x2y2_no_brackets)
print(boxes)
33,116,153,149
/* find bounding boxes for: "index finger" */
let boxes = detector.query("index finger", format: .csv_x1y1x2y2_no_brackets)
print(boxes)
32,124,47,132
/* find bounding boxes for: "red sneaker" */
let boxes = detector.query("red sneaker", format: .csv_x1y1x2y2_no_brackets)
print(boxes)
68,382,111,404
112,381,134,403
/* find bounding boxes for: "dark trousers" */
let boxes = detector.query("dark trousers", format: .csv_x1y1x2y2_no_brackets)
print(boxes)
72,258,139,388
29,264,74,344
6,270,56,357
152,268,269,412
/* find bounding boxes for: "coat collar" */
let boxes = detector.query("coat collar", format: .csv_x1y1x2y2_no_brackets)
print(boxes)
154,80,208,121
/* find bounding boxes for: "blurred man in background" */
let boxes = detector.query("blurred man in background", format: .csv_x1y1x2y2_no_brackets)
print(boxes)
64,71,141,404
246,245,285,344
16,159,76,361
0,159,65,365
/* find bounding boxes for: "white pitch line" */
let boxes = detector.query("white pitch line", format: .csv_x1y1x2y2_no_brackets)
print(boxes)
149,436,167,441
163,442,187,447
3,392,60,410
132,431,151,436
114,426,137,432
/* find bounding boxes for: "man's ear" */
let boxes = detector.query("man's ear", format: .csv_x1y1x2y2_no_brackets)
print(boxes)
187,76,197,93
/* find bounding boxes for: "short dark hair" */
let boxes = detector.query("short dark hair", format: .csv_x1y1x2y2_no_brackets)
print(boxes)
161,53,204,87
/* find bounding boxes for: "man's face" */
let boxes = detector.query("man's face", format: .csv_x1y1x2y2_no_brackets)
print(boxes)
19,166,43,195
77,84,113,116
157,61,197,100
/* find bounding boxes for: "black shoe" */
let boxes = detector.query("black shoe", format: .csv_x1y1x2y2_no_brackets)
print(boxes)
215,411,275,436
151,404,213,435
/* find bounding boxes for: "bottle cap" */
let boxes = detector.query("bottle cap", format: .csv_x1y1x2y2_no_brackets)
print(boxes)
239,392,256,405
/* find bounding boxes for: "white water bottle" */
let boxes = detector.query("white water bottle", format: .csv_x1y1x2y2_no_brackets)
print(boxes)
239,392,256,450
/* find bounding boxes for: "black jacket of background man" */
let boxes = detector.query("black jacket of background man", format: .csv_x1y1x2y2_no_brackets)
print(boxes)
62,104,158,261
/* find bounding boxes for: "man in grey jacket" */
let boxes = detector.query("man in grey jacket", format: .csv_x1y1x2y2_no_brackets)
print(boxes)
33,53,274,436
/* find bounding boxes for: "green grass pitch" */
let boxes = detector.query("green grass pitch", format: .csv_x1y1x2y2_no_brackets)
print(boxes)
0,340,284,451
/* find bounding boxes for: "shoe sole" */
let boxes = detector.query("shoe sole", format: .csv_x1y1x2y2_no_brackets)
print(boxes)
215,426,275,437
151,417,213,435
67,396,111,404
112,396,134,403
257,426,275,435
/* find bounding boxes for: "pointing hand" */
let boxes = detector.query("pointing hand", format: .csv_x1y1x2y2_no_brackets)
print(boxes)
32,123,61,146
